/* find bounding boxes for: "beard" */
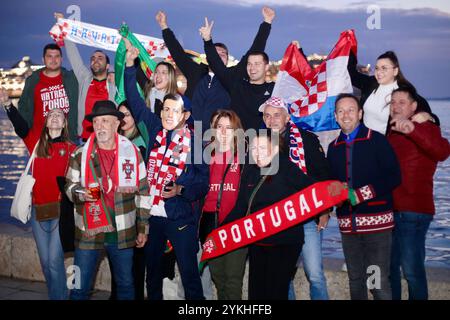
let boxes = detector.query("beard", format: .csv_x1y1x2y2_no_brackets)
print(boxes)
91,65,107,78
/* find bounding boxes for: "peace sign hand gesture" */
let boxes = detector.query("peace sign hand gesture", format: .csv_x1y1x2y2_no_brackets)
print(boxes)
199,17,214,42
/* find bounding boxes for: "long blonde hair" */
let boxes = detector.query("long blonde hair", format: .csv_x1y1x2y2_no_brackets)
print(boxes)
144,61,178,107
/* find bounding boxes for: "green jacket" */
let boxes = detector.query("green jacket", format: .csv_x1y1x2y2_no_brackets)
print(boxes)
18,67,79,142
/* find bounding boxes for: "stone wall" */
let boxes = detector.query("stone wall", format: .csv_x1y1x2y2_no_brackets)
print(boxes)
1,223,449,300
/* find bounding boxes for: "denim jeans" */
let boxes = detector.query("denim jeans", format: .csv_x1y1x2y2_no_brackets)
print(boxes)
341,230,392,300
70,243,134,300
30,209,68,300
288,219,329,300
390,212,433,300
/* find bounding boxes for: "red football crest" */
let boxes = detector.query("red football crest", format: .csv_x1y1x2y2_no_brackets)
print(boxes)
122,159,134,180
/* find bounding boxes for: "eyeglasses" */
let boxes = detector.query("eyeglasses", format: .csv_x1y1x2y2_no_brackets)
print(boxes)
375,66,397,72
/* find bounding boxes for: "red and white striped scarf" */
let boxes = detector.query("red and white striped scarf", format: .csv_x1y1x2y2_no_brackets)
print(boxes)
288,121,307,174
147,126,191,209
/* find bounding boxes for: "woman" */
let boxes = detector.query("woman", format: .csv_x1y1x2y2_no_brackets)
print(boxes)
136,60,178,117
348,50,438,134
118,100,147,156
6,107,76,300
200,109,246,300
222,130,317,300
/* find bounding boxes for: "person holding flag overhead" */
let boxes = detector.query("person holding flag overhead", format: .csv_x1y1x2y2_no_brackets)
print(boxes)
123,38,209,300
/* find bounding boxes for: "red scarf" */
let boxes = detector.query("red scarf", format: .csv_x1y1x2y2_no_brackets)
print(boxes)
81,133,140,237
147,126,191,210
201,180,347,262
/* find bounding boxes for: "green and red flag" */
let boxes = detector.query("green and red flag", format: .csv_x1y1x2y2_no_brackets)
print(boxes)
115,23,158,104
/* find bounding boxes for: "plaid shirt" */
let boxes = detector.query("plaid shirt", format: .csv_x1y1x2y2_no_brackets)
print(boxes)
65,141,150,250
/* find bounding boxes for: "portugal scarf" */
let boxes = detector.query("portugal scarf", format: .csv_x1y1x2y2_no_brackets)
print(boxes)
81,133,140,237
200,180,348,264
147,126,191,211
288,121,307,174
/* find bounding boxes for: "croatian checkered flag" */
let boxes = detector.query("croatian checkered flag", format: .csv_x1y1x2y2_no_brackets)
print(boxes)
272,30,357,132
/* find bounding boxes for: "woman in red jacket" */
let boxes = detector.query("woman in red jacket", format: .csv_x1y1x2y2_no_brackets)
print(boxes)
29,108,76,300
199,109,246,300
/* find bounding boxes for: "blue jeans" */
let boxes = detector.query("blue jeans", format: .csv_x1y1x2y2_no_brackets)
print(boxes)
31,209,68,300
390,212,432,300
288,219,329,300
70,243,134,300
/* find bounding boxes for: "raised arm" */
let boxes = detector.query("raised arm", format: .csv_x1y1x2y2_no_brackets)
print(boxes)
54,12,91,81
156,10,204,98
1,87,29,138
231,6,274,79
200,17,235,92
347,50,374,91
123,39,161,130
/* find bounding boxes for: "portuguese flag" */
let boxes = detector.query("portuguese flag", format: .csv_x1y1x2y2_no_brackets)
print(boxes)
115,23,158,104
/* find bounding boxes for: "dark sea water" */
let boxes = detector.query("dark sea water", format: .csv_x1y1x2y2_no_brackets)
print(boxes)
317,100,450,268
0,100,449,267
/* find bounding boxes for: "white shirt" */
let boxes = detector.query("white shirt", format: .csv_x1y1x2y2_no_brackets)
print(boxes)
363,81,398,135
147,87,166,113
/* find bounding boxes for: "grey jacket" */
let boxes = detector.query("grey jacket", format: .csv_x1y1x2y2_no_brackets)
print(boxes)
64,40,116,136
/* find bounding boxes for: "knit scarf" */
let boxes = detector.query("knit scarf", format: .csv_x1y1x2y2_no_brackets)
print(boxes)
81,133,140,237
288,121,307,174
147,126,191,211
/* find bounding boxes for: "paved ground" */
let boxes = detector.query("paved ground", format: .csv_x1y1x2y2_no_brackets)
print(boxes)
0,276,110,300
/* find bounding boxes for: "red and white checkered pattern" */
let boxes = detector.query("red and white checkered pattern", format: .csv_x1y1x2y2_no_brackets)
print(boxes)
258,96,287,112
295,63,328,117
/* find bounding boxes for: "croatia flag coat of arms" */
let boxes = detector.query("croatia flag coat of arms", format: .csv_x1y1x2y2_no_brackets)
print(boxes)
272,30,358,132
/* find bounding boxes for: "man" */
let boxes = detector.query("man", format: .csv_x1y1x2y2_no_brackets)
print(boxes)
155,7,275,132
260,96,331,300
16,43,78,148
65,100,150,300
124,41,209,300
388,87,450,300
327,93,401,300
199,10,275,131
55,12,116,142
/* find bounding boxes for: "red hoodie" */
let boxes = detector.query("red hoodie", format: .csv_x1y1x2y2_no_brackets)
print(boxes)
388,121,450,214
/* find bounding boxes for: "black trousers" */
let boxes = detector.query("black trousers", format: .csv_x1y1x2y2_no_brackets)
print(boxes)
248,243,302,300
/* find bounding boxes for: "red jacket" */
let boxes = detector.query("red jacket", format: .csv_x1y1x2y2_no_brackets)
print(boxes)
388,122,450,214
